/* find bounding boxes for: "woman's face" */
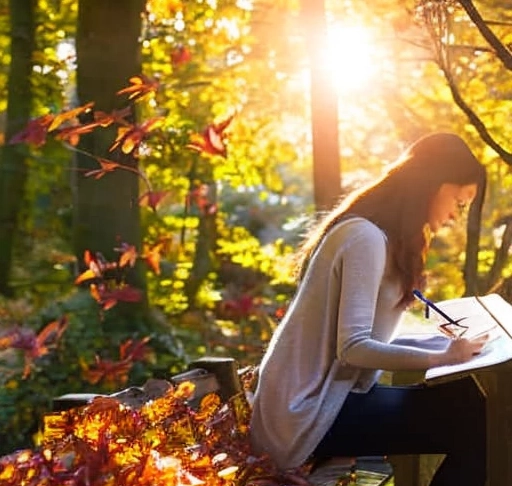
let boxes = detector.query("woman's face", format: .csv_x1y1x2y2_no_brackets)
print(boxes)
428,183,478,233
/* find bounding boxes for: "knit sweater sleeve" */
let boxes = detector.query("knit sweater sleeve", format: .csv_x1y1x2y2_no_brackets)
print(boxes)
336,220,448,372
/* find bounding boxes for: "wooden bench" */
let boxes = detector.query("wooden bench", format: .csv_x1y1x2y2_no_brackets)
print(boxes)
52,356,241,411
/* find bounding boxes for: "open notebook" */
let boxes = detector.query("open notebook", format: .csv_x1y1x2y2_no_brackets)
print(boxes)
394,293,512,382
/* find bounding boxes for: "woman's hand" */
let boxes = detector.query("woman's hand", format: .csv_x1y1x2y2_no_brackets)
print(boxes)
442,334,489,365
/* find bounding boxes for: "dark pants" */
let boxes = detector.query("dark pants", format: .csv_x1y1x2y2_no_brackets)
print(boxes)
313,376,487,486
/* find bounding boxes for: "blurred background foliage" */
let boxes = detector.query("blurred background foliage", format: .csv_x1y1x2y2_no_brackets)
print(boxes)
1,0,512,455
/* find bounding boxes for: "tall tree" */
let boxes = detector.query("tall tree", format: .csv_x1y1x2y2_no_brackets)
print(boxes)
0,0,36,296
301,0,341,211
74,0,146,291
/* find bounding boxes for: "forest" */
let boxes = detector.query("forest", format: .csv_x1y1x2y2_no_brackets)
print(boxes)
0,0,512,484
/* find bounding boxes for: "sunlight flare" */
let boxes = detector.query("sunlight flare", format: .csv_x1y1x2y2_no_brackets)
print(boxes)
325,23,378,94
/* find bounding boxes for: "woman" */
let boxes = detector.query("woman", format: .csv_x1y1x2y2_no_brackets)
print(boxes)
249,133,488,486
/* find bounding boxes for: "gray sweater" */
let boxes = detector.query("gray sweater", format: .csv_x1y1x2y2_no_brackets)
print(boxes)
249,217,448,469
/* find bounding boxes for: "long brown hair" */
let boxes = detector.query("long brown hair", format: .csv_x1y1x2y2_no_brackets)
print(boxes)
296,133,487,307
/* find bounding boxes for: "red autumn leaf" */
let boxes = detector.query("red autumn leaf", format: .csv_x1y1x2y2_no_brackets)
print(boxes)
275,306,287,319
47,102,95,132
0,316,68,378
9,114,54,146
84,158,122,180
93,106,132,127
75,250,117,284
54,122,99,146
86,250,117,273
187,129,224,157
186,184,217,214
116,74,159,101
90,283,118,311
220,294,256,320
0,317,67,357
139,190,169,211
82,354,133,386
33,315,68,359
75,250,103,284
89,283,143,311
213,114,234,134
107,285,143,303
187,115,233,157
142,243,163,275
171,45,191,66
119,336,151,362
109,117,164,155
115,243,138,268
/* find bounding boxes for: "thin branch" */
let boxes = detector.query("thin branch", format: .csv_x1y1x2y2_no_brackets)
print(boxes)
420,1,512,163
64,143,153,192
483,19,512,27
440,65,512,164
458,0,512,70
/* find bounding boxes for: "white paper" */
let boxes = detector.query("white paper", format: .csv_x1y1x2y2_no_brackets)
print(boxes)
423,293,512,381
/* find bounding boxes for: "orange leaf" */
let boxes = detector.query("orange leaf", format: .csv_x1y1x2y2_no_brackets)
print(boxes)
48,102,95,132
33,316,68,359
143,243,163,275
118,244,138,268
102,299,118,311
74,268,98,284
116,74,159,100
89,283,104,304
54,122,99,146
110,117,164,155
139,190,169,211
94,106,132,127
109,127,131,152
84,158,122,180
84,249,94,267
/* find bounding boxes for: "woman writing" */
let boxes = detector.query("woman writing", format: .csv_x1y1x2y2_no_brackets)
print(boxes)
249,132,488,486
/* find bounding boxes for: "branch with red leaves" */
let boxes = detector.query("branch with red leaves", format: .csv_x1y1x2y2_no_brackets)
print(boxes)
0,316,68,378
74,245,164,312
187,114,234,158
9,74,235,218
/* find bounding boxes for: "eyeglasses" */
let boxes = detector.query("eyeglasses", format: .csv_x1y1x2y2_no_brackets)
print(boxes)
412,289,469,339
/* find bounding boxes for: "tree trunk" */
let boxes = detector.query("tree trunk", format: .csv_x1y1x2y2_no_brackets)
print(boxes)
74,0,146,291
184,182,218,305
0,0,36,296
301,0,341,212
463,180,485,295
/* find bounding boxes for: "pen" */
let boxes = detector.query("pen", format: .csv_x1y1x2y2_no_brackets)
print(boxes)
412,289,462,326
